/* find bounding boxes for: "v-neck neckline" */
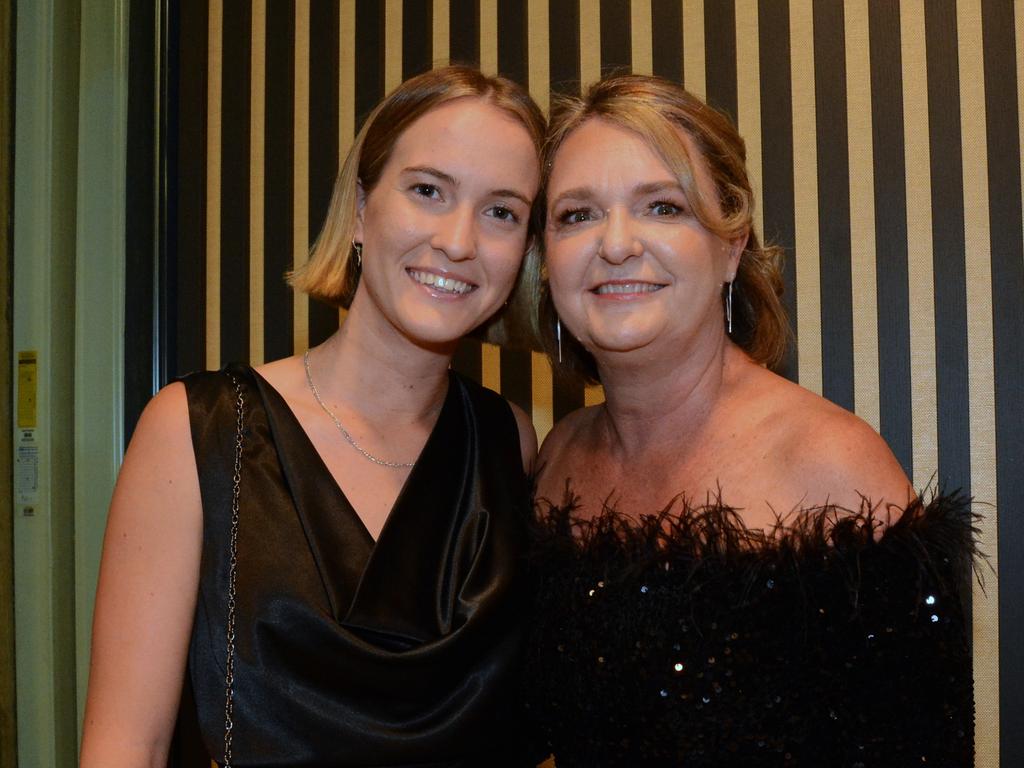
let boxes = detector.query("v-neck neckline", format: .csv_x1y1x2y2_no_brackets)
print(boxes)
246,365,471,641
251,366,455,543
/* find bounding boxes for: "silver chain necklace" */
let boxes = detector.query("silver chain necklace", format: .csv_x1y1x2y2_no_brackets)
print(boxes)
303,349,416,469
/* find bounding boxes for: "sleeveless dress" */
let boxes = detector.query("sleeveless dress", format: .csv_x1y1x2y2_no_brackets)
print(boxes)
182,364,532,767
520,492,977,767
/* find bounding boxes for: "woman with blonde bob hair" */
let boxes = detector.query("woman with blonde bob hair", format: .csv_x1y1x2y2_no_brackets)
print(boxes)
520,75,975,766
82,66,544,767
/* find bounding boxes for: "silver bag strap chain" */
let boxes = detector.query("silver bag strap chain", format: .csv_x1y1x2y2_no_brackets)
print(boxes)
223,373,244,768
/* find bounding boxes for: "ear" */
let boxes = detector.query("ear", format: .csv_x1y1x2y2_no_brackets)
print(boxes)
353,179,367,244
725,228,749,281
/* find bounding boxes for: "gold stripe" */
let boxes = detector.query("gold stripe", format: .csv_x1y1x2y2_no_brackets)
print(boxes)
579,0,601,88
584,384,605,407
789,0,822,395
385,0,402,92
338,0,356,330
528,0,551,433
340,0,355,152
250,0,266,365
957,2,999,763
433,0,450,65
532,352,554,443
735,2,763,241
482,343,501,392
630,0,653,76
528,0,550,115
293,1,310,354
844,0,880,430
206,0,223,370
900,0,937,487
480,0,498,75
682,0,705,100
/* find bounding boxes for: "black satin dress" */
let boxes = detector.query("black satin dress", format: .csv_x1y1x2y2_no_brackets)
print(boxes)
182,364,531,767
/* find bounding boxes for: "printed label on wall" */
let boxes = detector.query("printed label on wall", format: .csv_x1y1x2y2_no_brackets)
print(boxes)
15,429,39,514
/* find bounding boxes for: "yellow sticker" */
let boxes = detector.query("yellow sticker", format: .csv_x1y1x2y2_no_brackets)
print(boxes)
18,350,38,428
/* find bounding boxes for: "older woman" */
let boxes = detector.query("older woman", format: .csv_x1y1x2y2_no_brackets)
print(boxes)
521,76,974,766
82,66,543,767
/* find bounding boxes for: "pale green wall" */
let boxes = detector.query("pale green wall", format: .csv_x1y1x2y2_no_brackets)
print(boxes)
12,0,127,764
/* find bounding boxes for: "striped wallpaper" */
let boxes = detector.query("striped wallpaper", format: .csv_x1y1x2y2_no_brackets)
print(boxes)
161,1,1023,765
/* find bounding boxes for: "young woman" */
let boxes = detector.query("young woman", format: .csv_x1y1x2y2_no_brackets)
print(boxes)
82,66,544,767
520,75,975,767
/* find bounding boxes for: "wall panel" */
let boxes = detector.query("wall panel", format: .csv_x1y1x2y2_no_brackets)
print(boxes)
160,1,1022,763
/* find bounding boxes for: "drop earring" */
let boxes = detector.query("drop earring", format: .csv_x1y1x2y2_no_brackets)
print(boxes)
725,281,733,334
556,318,563,363
353,241,362,268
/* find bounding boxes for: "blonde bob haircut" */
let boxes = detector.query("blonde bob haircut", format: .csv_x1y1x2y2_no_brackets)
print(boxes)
290,65,546,347
535,75,790,383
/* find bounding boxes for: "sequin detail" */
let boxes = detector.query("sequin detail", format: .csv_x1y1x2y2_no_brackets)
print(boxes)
521,492,977,767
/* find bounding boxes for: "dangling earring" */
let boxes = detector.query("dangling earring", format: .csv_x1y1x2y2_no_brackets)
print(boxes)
352,241,362,268
556,318,563,363
725,281,733,334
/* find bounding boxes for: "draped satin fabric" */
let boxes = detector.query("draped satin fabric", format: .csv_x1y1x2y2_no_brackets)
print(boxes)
182,364,531,767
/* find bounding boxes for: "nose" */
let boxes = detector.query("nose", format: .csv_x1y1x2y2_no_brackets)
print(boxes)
598,207,641,264
431,204,476,262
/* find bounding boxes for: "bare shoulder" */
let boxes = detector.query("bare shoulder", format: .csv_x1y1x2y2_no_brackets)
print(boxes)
535,405,601,499
538,405,595,465
81,381,204,763
773,384,913,511
509,401,539,473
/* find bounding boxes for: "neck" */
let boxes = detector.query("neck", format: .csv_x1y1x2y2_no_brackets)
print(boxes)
595,334,739,460
310,296,454,420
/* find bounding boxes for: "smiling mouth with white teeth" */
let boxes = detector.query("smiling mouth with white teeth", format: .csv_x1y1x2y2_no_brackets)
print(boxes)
407,269,478,296
593,282,665,295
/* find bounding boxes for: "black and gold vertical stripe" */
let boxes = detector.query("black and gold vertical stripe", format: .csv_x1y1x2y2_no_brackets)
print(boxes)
161,2,1022,764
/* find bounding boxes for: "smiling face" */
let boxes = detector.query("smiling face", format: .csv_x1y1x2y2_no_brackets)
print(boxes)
351,97,540,348
544,117,743,367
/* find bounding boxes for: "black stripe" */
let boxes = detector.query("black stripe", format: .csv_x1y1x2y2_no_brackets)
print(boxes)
704,0,737,122
125,0,158,440
923,0,971,492
868,0,912,476
811,0,854,411
220,0,252,365
355,0,384,123
651,0,683,84
309,0,341,348
501,348,533,417
263,0,296,361
172,0,209,377
757,0,797,381
982,1,1024,764
452,339,483,383
599,0,631,76
548,0,580,96
494,0,535,405
498,0,528,87
402,0,432,79
449,0,479,67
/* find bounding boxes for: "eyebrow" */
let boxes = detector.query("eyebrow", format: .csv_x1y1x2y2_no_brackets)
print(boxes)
401,165,533,206
549,180,683,208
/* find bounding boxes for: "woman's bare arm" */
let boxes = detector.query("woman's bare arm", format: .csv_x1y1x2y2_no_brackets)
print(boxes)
80,382,203,767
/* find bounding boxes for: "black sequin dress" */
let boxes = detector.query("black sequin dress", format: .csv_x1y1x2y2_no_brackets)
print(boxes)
520,492,977,767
